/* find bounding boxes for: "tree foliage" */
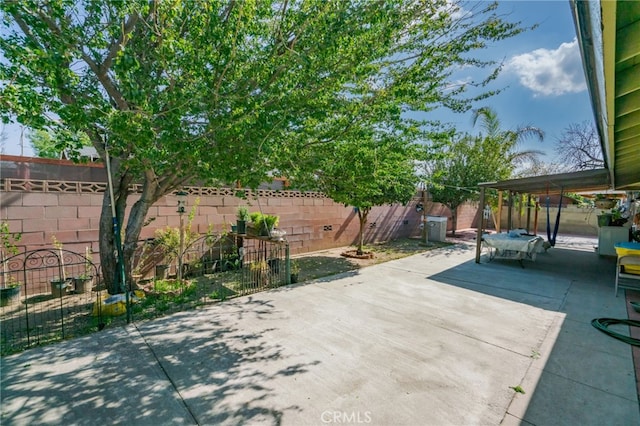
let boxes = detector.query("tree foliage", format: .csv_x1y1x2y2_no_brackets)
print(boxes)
28,129,59,158
471,106,545,169
28,128,93,159
314,135,419,254
554,121,603,171
424,107,544,234
423,133,513,234
0,1,527,291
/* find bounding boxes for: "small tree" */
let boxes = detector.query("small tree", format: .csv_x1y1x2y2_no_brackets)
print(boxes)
423,134,513,235
314,136,418,255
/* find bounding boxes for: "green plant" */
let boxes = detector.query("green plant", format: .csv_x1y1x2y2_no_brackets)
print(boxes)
77,247,94,279
249,260,272,287
290,260,300,274
263,214,279,230
609,206,628,226
222,254,241,271
4,276,21,288
154,203,200,264
1,222,22,289
153,278,194,293
1,221,21,257
209,287,231,301
249,211,263,224
237,206,250,221
249,212,279,235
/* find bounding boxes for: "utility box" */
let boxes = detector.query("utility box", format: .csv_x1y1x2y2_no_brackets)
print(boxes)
427,216,448,242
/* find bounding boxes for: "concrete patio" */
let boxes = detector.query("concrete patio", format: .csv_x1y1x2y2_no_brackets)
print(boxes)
1,236,639,425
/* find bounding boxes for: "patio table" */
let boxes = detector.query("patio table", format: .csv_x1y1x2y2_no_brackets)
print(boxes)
483,232,545,267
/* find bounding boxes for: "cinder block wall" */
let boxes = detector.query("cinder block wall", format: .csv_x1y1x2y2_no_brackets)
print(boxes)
1,156,485,261
2,183,473,261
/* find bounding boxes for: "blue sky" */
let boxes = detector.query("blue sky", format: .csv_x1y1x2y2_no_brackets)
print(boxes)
435,0,594,160
1,0,593,160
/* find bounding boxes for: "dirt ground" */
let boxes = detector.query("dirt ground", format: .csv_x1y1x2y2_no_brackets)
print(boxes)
291,231,477,283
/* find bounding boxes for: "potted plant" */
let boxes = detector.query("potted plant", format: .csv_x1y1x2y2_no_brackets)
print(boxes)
250,212,279,236
610,207,628,227
50,276,72,298
595,194,617,210
73,247,94,294
236,206,250,235
49,235,72,297
0,277,21,307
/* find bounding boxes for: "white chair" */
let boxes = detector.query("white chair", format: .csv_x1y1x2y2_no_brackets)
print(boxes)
614,255,640,296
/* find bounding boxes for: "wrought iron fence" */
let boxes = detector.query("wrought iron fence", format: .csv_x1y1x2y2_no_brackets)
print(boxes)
128,235,290,322
1,249,101,355
1,236,290,354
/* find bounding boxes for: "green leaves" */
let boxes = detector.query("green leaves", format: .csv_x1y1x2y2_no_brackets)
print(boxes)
0,0,529,282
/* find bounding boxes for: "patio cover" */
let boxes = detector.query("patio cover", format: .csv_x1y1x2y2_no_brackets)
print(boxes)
474,168,612,263
477,168,611,195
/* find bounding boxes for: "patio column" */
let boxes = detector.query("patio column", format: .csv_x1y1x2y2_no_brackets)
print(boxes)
475,186,486,263
507,191,513,231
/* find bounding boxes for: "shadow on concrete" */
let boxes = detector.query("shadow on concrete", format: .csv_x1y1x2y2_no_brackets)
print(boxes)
0,296,320,425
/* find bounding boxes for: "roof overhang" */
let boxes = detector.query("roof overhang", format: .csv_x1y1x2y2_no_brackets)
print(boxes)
478,168,611,195
571,0,640,190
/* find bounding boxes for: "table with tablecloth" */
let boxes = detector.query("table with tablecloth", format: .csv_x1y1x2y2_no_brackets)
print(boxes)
483,232,546,265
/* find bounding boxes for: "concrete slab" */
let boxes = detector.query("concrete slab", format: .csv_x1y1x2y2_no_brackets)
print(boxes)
1,237,639,425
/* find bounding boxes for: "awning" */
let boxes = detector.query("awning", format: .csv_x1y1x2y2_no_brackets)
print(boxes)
478,168,611,195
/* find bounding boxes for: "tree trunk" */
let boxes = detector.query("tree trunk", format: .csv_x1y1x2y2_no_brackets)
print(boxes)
357,208,369,255
99,157,134,294
450,205,458,237
99,161,170,294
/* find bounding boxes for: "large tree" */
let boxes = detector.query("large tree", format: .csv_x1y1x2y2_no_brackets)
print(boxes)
554,121,604,171
0,1,527,292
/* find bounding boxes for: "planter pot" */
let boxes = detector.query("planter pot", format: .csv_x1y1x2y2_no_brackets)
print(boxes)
0,286,21,307
236,220,247,235
73,276,94,294
231,224,238,233
51,279,71,298
597,214,612,227
259,227,274,237
290,273,298,284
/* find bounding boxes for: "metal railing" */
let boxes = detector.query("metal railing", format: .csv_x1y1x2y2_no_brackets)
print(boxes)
1,249,101,355
1,236,291,354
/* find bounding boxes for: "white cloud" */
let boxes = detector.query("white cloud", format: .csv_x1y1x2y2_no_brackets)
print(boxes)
506,38,587,97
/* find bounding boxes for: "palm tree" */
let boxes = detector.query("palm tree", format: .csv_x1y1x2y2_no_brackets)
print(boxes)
471,106,545,173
